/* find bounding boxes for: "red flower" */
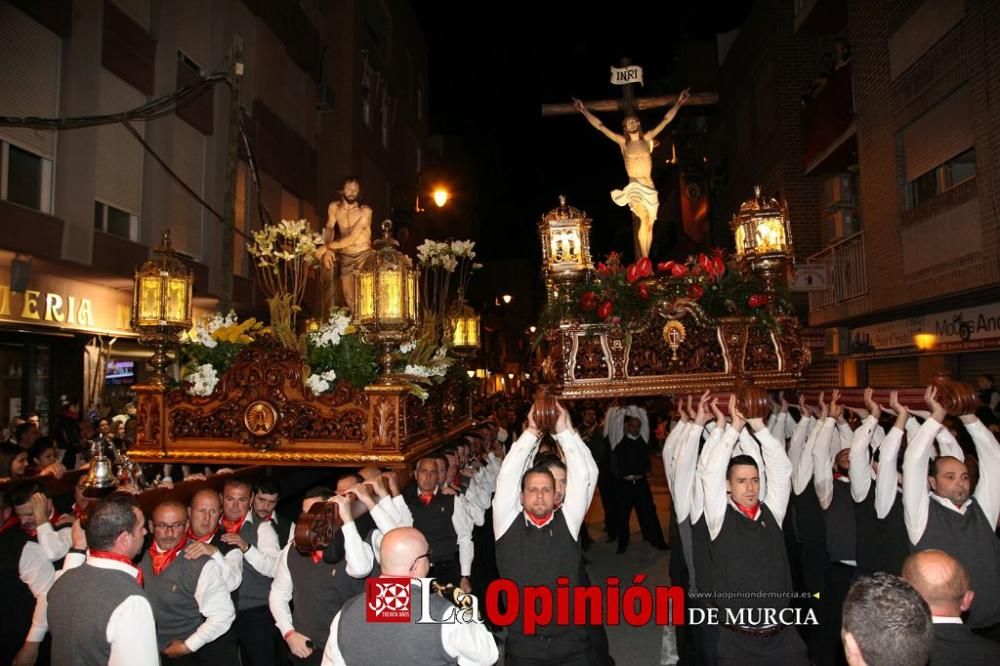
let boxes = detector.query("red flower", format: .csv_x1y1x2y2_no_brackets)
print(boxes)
626,263,639,283
597,301,614,320
688,284,704,300
636,257,653,278
596,262,609,275
670,263,689,278
697,253,712,275
637,282,650,300
747,293,769,309
579,291,597,311
656,261,671,273
711,253,726,279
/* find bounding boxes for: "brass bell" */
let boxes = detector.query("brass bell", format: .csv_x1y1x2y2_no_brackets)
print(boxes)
83,444,119,498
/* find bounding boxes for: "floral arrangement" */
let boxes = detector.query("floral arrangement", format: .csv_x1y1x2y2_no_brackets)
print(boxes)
543,250,789,332
180,313,263,396
416,239,482,342
394,338,455,401
305,309,379,393
246,219,324,350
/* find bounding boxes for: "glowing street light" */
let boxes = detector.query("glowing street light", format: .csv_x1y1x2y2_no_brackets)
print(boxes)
501,294,513,304
432,188,450,208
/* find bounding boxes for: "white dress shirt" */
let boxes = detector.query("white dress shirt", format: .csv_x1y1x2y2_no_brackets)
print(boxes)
35,521,72,562
19,540,55,643
492,428,597,541
903,416,1000,545
701,423,792,540
145,550,235,652
59,556,160,666
269,519,374,639
242,513,280,578
320,579,499,666
848,415,880,503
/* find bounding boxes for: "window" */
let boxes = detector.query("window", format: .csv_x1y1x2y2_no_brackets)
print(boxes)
94,201,137,240
907,147,976,209
1,143,52,213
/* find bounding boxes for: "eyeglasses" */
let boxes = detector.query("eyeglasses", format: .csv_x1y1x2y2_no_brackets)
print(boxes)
153,522,186,531
409,549,432,570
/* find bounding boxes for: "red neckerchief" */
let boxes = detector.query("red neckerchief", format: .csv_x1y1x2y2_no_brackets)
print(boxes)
311,550,324,564
187,527,217,543
21,510,58,539
90,550,144,587
525,510,554,528
733,501,760,521
833,472,848,481
418,491,434,506
0,514,20,534
258,513,272,523
150,535,189,575
220,514,247,535
451,471,462,487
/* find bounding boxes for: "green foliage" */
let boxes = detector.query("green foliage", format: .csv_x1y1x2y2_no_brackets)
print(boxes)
306,333,379,390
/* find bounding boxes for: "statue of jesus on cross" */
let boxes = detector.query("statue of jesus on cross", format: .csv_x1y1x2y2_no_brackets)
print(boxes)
571,87,690,259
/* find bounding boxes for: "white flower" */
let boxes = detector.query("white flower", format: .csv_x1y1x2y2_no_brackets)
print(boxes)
305,369,338,394
309,309,353,348
404,364,433,378
451,240,476,258
471,262,483,270
433,346,448,360
398,340,416,354
440,255,458,273
187,364,219,397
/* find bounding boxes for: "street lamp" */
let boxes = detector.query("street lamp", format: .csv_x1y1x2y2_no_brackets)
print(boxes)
432,188,450,208
731,185,793,295
131,229,193,387
501,294,513,305
354,220,420,384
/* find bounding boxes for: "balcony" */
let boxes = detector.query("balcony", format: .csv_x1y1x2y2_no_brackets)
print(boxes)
808,232,867,310
802,64,856,175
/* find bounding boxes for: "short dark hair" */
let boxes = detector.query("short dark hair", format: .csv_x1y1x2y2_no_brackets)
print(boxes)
533,452,566,472
254,478,280,497
28,437,56,463
223,478,253,495
12,482,46,506
981,373,995,384
520,464,556,492
86,493,141,551
341,176,360,189
928,455,965,478
303,486,333,501
726,454,759,481
842,573,932,666
15,422,34,443
0,489,11,513
335,472,363,486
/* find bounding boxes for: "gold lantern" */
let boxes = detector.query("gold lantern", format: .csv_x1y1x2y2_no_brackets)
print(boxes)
447,298,480,357
130,229,193,386
354,220,420,383
538,195,593,301
731,185,793,294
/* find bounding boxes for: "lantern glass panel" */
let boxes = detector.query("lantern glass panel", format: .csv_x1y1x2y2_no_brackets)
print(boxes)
753,215,786,253
165,277,188,324
358,272,375,319
138,276,163,324
734,225,747,256
406,272,417,319
377,270,403,320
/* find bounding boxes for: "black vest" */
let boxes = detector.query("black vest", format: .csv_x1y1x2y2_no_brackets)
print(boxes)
48,563,151,665
853,485,881,572
0,526,35,661
915,498,1000,628
236,517,269,611
408,493,459,563
930,621,1000,665
287,545,367,650
496,510,586,640
690,515,714,595
824,480,857,562
709,503,793,620
138,550,211,650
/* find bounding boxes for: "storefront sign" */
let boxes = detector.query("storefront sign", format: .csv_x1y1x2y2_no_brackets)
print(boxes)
0,266,135,337
850,302,1000,354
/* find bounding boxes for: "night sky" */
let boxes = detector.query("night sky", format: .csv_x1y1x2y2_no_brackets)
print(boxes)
412,1,753,271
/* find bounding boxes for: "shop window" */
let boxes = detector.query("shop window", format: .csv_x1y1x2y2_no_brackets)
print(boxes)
2,143,53,213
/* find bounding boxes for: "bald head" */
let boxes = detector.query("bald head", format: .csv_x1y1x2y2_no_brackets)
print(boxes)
902,549,973,616
379,527,430,577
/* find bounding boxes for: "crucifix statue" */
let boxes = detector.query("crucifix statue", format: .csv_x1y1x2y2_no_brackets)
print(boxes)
542,61,716,259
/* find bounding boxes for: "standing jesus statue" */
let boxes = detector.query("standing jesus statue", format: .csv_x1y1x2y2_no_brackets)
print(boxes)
572,88,690,258
315,176,372,313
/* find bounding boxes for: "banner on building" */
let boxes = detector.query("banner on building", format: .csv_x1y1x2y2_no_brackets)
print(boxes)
849,302,1000,354
790,264,828,292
